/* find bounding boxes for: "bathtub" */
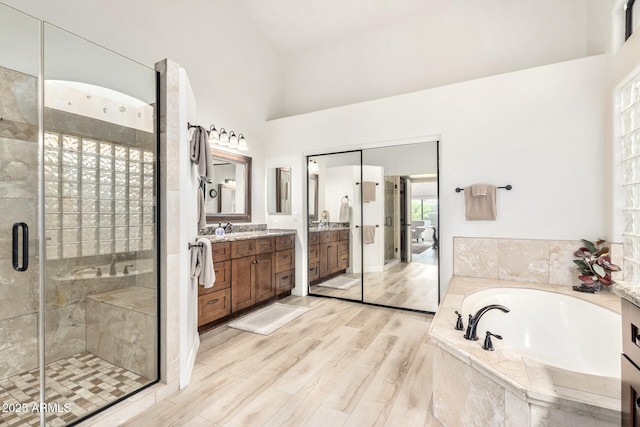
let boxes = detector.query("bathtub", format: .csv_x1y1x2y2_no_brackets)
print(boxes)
460,287,621,378
429,277,622,427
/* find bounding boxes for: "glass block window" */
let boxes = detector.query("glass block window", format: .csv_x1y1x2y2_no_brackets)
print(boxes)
44,131,155,259
621,74,640,283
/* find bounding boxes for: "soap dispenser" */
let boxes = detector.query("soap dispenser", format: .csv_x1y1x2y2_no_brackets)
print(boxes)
214,222,225,238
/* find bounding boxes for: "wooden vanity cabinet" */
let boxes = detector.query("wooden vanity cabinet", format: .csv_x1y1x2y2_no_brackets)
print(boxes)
317,229,350,280
309,232,320,282
622,298,640,426
198,234,296,329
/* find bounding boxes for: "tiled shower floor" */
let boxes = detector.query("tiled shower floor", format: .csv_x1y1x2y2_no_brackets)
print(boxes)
0,352,149,426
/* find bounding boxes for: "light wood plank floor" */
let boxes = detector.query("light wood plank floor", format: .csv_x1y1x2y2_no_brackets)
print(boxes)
310,248,439,312
124,297,441,427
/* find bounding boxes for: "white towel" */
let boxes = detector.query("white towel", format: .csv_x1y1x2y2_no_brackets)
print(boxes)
362,181,376,202
189,126,214,181
190,238,215,288
363,225,376,244
471,184,488,197
339,200,349,222
464,184,497,220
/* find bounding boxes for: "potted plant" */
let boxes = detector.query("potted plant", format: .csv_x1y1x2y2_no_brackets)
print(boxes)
572,239,621,293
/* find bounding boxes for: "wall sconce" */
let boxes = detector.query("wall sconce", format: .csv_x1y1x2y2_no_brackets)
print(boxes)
204,124,249,151
308,159,319,173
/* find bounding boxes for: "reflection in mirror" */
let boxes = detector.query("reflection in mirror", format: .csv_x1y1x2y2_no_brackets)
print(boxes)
267,167,291,214
361,142,439,312
307,152,362,302
206,149,251,222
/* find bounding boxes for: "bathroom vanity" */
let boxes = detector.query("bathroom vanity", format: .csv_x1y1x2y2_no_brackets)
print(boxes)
197,230,296,331
308,227,349,284
615,284,640,426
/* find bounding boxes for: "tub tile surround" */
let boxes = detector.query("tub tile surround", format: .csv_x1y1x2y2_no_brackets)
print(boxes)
429,277,621,426
454,237,624,287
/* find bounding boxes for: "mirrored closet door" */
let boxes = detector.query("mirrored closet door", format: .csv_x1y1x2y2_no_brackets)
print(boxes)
306,142,439,313
307,151,363,302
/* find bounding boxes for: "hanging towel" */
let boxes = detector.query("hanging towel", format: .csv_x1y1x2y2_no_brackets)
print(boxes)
339,199,349,222
471,184,488,197
190,237,215,288
362,181,376,202
189,126,214,182
363,225,376,244
464,184,497,220
197,179,207,230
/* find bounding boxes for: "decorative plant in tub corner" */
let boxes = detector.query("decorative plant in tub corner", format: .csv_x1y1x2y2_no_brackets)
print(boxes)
573,239,620,293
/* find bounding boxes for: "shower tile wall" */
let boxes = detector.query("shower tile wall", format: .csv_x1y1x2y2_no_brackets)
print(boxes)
0,64,39,379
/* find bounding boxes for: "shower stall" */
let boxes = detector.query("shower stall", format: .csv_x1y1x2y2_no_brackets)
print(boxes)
1,4,159,426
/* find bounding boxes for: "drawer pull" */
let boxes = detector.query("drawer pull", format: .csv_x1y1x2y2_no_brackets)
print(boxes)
282,276,289,281
207,299,219,305
636,397,640,411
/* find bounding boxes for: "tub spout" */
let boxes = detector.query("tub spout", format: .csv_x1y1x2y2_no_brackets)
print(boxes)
463,304,510,341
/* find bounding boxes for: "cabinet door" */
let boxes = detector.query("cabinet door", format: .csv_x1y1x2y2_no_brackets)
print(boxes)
319,242,331,278
309,244,319,264
231,256,255,311
198,260,231,296
255,252,275,302
328,242,339,273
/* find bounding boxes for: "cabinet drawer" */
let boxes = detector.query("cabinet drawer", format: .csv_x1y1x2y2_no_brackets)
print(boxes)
198,288,231,326
211,242,231,262
623,299,640,365
338,240,349,256
231,239,255,258
308,263,319,282
309,232,319,245
255,237,275,254
275,269,295,293
198,260,231,295
275,249,294,273
622,354,640,426
339,230,349,241
309,244,319,264
276,234,295,250
319,231,332,243
338,253,349,270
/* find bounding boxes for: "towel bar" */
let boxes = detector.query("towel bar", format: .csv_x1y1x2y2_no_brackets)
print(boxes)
355,225,379,228
455,185,512,193
188,242,205,249
355,182,379,185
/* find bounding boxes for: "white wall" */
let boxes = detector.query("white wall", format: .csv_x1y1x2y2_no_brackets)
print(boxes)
266,55,607,295
2,0,284,224
280,0,599,117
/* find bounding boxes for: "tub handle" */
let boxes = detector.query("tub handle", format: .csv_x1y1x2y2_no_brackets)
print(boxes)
454,311,464,331
482,331,503,351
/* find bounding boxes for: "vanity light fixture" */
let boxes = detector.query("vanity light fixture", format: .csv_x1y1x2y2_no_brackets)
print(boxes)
208,125,220,145
219,128,229,146
228,131,238,148
237,134,248,151
308,159,319,173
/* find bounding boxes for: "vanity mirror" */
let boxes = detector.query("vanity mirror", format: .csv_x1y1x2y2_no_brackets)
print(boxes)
206,149,252,222
267,167,291,214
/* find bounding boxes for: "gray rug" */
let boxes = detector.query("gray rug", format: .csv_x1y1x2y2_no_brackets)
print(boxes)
227,303,310,335
317,276,360,290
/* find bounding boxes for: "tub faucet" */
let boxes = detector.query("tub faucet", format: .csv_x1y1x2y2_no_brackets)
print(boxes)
109,255,117,276
464,304,510,341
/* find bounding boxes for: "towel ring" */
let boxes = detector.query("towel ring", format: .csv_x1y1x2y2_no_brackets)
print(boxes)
209,188,218,198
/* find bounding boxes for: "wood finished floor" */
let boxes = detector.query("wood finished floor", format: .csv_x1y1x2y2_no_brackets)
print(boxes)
310,248,439,312
124,296,440,427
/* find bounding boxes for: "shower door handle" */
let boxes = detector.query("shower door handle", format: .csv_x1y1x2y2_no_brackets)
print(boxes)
12,222,29,272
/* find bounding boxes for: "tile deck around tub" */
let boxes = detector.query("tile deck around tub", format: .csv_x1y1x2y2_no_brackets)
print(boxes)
0,352,150,426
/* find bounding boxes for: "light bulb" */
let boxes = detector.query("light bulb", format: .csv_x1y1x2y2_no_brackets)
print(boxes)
238,134,248,151
219,128,229,146
208,125,219,144
229,131,238,148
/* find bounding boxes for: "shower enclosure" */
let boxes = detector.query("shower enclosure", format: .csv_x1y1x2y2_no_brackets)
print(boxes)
1,4,159,426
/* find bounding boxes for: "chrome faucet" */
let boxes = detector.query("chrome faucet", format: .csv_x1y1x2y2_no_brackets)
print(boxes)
109,255,117,276
463,304,510,341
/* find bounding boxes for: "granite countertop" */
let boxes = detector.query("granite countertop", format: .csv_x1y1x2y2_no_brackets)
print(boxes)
613,282,640,306
309,226,350,232
429,276,621,418
199,228,296,243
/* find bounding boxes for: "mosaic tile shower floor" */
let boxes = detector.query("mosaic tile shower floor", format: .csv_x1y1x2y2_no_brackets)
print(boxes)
0,352,150,426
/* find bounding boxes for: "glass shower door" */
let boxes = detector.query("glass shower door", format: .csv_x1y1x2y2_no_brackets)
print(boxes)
42,23,159,425
0,4,43,426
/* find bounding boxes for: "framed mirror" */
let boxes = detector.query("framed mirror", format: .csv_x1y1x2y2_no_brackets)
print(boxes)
308,173,318,221
206,149,252,222
267,167,291,214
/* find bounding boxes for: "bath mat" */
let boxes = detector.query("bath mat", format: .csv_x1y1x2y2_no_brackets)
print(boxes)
411,245,431,255
227,303,310,335
316,276,360,290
